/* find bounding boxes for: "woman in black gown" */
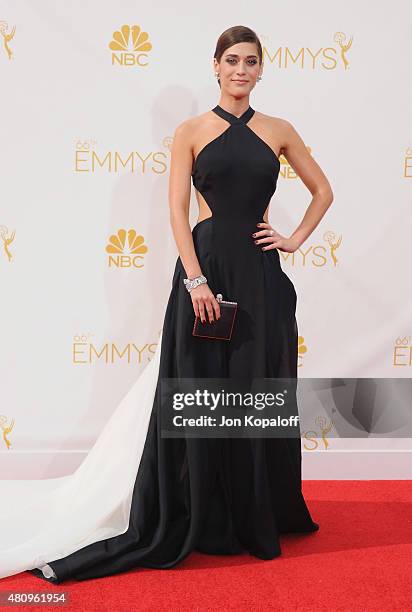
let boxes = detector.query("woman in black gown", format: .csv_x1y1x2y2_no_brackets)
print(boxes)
28,25,333,583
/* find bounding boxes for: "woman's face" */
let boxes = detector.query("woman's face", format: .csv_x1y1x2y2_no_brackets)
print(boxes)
214,42,262,95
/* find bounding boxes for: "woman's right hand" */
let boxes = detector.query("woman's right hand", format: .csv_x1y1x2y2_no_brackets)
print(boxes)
190,284,221,323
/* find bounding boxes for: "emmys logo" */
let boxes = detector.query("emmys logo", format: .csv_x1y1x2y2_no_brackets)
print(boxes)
0,415,14,449
74,140,168,174
280,230,342,267
393,337,412,367
263,31,353,71
298,336,307,367
302,416,334,451
163,136,173,152
72,333,159,364
333,32,353,70
278,147,312,179
403,148,412,178
106,229,148,268
0,20,15,60
109,24,152,67
0,225,16,262
323,231,341,266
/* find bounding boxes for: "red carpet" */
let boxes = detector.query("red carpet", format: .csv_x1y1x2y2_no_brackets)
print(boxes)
2,481,411,611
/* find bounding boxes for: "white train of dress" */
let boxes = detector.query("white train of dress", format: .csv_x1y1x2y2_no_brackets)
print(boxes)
0,330,163,579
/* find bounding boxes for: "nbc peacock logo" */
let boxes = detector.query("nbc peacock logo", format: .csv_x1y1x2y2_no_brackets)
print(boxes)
109,24,152,67
106,228,148,268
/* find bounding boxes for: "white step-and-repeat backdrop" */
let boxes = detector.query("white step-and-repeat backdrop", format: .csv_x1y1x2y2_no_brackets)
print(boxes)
1,2,411,478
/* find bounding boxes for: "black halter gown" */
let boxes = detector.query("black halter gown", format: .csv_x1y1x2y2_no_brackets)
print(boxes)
31,104,319,583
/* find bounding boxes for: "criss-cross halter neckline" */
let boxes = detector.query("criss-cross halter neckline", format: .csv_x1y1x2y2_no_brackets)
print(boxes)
212,104,255,125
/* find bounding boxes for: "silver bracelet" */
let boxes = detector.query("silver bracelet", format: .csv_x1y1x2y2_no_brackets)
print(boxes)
183,274,207,293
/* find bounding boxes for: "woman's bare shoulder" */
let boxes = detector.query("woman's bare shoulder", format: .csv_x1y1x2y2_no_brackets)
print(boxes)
174,110,216,133
172,111,218,152
254,111,300,155
255,109,294,131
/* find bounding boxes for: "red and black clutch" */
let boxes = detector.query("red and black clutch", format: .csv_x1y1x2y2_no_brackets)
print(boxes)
192,293,238,341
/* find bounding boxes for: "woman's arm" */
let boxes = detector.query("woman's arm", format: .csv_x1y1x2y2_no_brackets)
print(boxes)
168,119,220,323
254,119,334,253
169,119,203,279
281,119,334,250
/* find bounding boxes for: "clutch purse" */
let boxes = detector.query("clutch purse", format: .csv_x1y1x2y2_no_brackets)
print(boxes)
192,293,238,341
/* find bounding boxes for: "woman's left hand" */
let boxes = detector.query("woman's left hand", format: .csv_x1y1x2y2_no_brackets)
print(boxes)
252,222,299,254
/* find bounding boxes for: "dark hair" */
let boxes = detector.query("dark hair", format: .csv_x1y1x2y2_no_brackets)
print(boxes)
213,26,263,88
